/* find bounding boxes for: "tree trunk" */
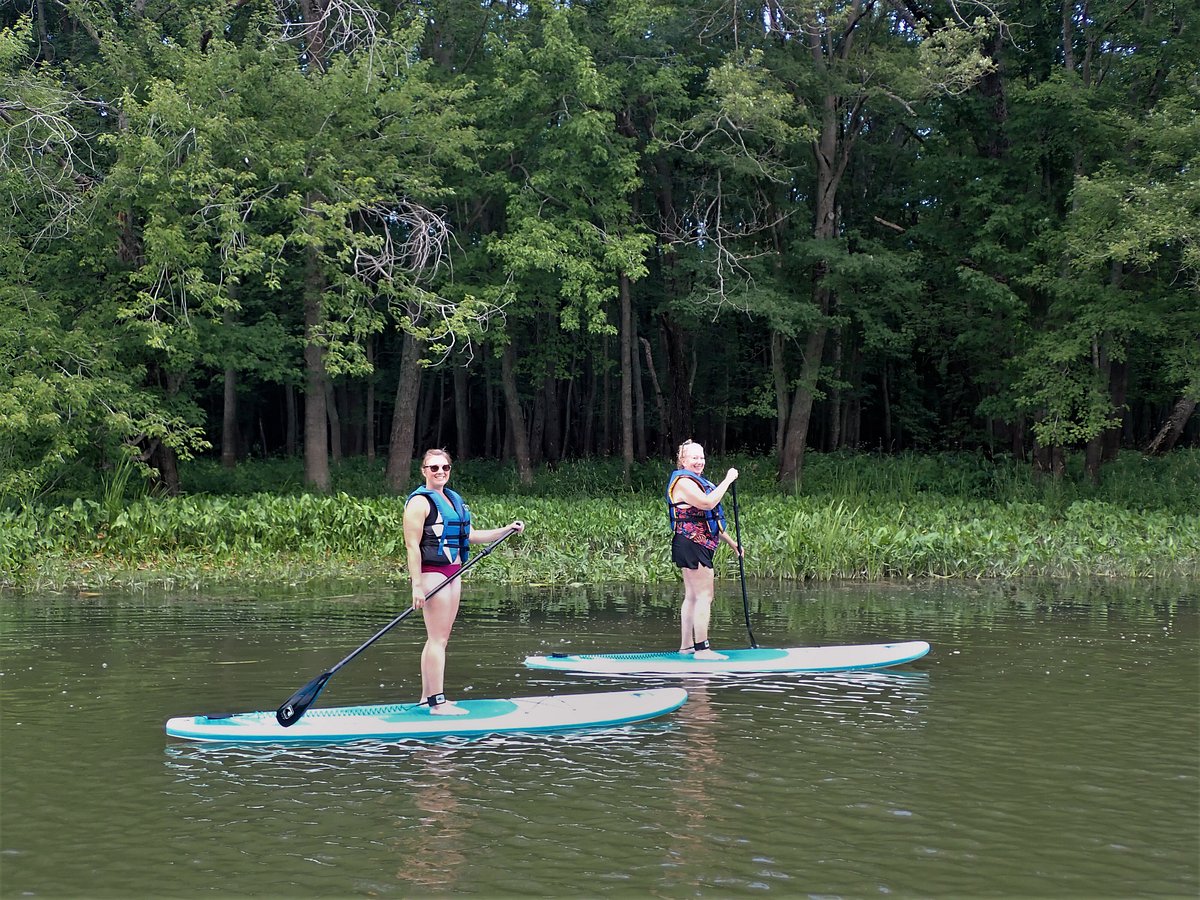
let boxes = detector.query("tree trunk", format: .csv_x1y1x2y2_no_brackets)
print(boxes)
285,384,297,457
530,385,545,467
221,365,238,469
324,377,342,463
561,375,575,458
639,336,667,459
778,318,828,489
582,354,597,455
298,0,330,70
632,316,646,462
1062,0,1076,75
365,337,376,462
1103,359,1129,462
1034,440,1066,477
385,331,423,492
485,375,497,457
778,81,840,488
772,332,788,455
1144,395,1198,454
501,344,533,485
619,270,635,482
843,347,862,449
434,372,447,450
34,0,54,61
303,259,330,492
344,382,362,457
150,442,181,496
543,369,562,464
1012,413,1026,459
601,332,612,454
148,365,184,495
827,326,843,451
454,361,470,459
882,364,893,449
659,313,692,447
1086,350,1129,480
777,17,864,487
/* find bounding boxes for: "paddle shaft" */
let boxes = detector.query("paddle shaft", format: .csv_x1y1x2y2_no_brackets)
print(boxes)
329,528,514,679
730,482,758,648
276,528,514,725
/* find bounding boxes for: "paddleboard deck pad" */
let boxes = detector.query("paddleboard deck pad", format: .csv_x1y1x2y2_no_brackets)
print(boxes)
525,640,930,675
165,687,687,744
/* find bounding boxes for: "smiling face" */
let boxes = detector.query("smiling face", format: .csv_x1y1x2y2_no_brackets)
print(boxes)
678,442,706,474
421,450,453,489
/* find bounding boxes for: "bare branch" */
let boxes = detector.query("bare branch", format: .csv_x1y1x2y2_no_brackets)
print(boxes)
351,200,452,284
273,0,389,67
663,115,794,184
659,172,794,312
0,81,102,242
873,215,906,233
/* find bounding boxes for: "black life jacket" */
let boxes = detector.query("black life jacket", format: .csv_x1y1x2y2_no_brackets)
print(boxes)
407,486,472,565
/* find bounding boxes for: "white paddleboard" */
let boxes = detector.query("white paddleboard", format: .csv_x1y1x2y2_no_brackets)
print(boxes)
524,640,931,675
164,687,688,743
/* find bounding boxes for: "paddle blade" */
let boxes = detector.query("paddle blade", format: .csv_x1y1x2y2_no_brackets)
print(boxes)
276,672,332,727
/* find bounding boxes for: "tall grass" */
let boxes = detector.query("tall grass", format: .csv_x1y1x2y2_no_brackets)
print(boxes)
3,489,1197,591
4,449,1196,590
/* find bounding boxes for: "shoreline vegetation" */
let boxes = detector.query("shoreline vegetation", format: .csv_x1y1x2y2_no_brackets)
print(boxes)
4,451,1198,593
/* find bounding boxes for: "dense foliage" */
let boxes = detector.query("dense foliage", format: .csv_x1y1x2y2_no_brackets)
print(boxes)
4,452,1196,591
2,0,1197,504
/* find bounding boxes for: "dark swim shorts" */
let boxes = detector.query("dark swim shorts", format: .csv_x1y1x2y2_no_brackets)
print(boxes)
672,533,715,570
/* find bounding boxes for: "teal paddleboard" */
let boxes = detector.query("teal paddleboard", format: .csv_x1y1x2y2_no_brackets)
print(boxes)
525,640,931,675
165,687,688,743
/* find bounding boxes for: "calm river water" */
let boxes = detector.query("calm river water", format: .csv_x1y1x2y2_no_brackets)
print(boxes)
1,578,1196,898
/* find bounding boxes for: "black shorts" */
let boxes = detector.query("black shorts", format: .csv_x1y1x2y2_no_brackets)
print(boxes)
672,533,715,570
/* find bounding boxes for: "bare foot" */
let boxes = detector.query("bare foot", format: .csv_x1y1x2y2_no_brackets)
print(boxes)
429,700,469,716
693,648,728,661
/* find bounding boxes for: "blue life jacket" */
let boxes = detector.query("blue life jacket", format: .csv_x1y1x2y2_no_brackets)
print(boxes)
407,486,472,565
665,469,726,537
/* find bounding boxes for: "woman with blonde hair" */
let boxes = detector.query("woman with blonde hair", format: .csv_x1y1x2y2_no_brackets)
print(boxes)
665,440,740,660
404,449,524,714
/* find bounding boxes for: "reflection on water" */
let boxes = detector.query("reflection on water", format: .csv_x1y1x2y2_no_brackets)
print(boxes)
391,745,469,891
3,578,1197,898
661,680,719,891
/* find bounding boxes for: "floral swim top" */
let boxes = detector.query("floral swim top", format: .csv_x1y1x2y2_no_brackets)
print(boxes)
672,501,719,551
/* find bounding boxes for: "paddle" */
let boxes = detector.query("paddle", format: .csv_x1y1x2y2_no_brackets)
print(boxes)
275,528,516,727
730,481,758,649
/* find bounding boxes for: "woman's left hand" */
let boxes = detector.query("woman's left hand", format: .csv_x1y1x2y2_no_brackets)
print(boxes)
510,520,525,534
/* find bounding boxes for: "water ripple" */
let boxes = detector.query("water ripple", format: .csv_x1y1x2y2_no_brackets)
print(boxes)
2,581,1196,897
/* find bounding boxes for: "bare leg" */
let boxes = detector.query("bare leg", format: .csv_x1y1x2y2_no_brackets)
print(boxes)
682,565,726,659
680,565,714,648
419,573,466,714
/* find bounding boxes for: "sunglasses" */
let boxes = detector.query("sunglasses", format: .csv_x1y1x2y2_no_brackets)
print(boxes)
424,464,452,473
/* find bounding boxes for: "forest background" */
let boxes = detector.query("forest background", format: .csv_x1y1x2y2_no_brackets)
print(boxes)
1,0,1197,589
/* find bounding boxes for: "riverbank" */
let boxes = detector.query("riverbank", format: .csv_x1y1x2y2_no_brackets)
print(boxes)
5,491,1198,593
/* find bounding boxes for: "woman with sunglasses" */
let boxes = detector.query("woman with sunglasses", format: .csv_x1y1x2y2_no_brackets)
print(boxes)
666,440,740,660
404,448,524,714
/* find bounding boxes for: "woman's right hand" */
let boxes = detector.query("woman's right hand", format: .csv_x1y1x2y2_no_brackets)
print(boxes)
411,586,426,610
